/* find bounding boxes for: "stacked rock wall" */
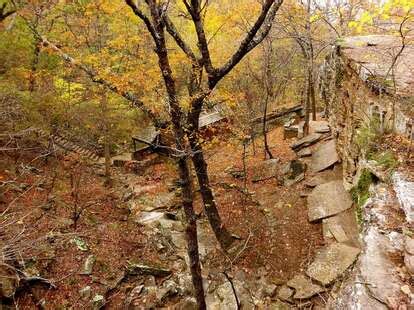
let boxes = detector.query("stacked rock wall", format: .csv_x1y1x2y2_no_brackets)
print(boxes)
320,37,412,188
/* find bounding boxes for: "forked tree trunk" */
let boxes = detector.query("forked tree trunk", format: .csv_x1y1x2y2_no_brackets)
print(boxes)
148,9,206,305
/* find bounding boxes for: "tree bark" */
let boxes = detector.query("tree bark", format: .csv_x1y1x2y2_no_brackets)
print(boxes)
304,72,311,135
29,39,41,92
188,134,235,249
262,93,273,159
101,92,111,185
177,157,206,310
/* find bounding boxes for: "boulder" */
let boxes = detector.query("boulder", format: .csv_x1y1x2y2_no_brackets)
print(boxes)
308,180,353,222
287,274,324,299
306,243,360,286
277,285,294,301
282,160,306,186
252,158,280,182
310,139,339,173
206,280,238,310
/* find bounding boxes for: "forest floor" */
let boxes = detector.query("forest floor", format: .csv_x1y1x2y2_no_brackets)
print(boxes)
0,124,327,309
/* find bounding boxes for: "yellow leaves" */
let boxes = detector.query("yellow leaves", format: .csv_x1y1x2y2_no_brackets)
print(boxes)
309,14,320,23
54,78,85,101
360,12,374,25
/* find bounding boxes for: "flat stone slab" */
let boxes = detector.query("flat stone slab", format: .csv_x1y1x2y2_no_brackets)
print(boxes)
310,139,339,173
290,133,322,150
287,274,324,299
306,243,360,286
310,121,330,133
308,180,353,222
297,148,312,158
323,208,360,247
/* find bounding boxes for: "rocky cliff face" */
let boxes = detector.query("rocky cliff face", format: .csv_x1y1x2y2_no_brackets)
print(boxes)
320,35,413,188
321,34,414,309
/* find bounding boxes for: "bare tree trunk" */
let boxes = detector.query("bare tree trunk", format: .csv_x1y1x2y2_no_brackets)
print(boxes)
304,72,311,135
177,157,206,310
309,58,316,121
262,93,273,159
188,134,235,250
29,40,40,92
100,91,112,185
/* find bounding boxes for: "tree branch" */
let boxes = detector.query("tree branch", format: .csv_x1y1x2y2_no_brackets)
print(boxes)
211,0,283,88
184,0,215,76
164,15,200,65
125,0,160,45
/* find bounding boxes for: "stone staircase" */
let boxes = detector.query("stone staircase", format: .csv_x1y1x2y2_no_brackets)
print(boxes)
35,128,101,161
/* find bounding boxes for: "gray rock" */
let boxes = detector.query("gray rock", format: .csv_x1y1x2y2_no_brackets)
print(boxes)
308,180,353,222
79,286,91,300
305,175,327,188
268,301,291,310
174,297,198,310
232,279,255,309
322,207,360,247
282,160,306,186
80,255,96,275
157,280,178,302
127,263,171,277
252,158,281,182
306,243,360,286
91,294,105,310
261,283,277,298
405,236,414,255
135,211,165,225
291,133,322,150
206,280,238,310
277,285,294,301
310,120,330,133
310,139,339,173
177,274,194,295
287,274,324,299
297,148,312,158
327,223,349,243
225,166,245,179
359,227,406,309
